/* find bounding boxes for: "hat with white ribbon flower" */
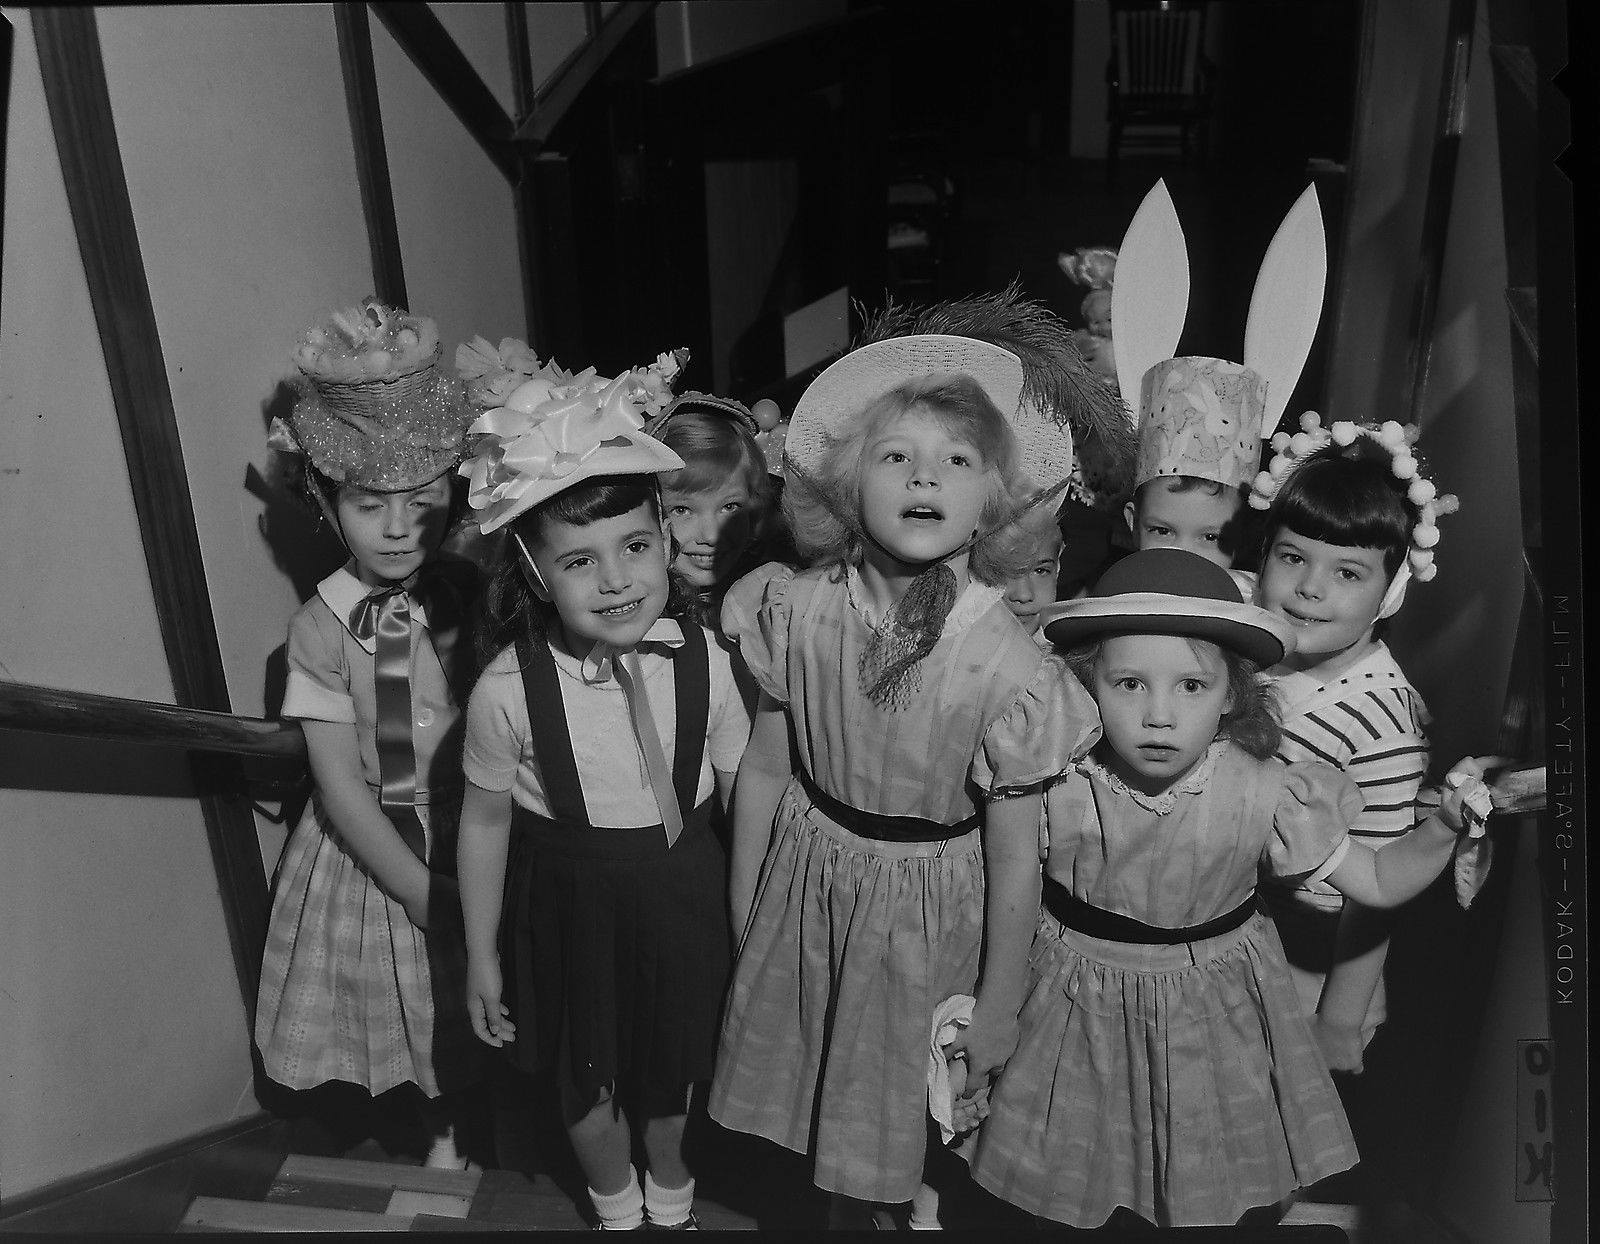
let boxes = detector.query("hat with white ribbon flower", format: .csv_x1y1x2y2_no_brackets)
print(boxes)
459,350,689,533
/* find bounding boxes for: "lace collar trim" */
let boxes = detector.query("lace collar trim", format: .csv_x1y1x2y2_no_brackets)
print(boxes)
1081,740,1226,815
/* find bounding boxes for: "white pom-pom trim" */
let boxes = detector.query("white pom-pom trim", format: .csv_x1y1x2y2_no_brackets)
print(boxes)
1300,411,1323,432
1330,421,1359,446
1414,523,1440,548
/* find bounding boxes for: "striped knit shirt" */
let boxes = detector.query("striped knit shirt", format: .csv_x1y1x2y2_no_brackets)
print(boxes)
1268,643,1430,909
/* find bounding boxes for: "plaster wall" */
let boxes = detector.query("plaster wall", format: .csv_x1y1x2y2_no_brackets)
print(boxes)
0,2,536,1203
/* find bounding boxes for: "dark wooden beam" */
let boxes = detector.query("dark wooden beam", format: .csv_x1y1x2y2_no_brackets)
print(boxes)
370,1,518,181
334,3,407,308
30,6,270,1014
514,0,656,148
1,12,13,335
506,0,540,345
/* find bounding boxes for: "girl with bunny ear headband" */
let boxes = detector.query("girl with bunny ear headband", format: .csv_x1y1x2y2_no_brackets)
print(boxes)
1111,180,1327,598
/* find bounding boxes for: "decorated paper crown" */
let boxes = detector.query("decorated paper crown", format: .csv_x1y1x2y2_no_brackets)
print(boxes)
458,350,688,533
787,284,1132,498
1040,547,1295,666
645,391,789,478
1248,412,1461,620
1112,180,1328,494
267,300,474,492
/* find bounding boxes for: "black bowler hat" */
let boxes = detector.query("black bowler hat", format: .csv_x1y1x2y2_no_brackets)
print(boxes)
1038,547,1294,667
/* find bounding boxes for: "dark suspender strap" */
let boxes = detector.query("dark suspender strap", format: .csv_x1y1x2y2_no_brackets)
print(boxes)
797,766,978,843
1043,878,1258,945
513,633,591,827
670,622,710,812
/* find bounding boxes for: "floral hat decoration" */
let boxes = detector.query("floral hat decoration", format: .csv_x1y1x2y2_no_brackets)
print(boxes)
1249,412,1460,620
1112,180,1328,495
267,299,474,492
457,346,689,534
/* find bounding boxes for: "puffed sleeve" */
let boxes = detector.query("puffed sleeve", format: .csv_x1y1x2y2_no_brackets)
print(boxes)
281,603,356,724
1267,761,1366,883
971,655,1103,798
718,562,797,705
462,647,528,793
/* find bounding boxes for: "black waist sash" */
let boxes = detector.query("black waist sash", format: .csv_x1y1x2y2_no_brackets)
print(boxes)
1043,877,1258,945
797,766,978,844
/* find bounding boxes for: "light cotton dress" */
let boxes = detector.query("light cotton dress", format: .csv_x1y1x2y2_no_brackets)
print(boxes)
255,564,478,1097
708,562,1101,1204
970,740,1365,1227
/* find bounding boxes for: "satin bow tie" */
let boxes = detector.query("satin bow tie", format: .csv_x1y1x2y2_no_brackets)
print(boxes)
348,584,431,861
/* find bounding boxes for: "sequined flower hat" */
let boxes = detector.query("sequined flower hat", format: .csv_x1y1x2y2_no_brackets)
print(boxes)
1249,413,1460,620
455,341,689,533
267,300,474,492
1112,180,1328,494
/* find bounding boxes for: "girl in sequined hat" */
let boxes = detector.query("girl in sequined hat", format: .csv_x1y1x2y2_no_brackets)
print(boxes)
453,349,750,1231
257,300,484,1169
708,287,1123,1228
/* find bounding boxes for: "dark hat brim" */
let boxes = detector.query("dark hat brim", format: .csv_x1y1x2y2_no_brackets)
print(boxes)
1039,592,1293,666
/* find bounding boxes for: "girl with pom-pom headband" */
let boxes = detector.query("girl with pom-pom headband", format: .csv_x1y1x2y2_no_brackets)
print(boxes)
1248,412,1459,621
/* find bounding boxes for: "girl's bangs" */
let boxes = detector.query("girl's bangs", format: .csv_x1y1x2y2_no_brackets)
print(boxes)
660,445,762,498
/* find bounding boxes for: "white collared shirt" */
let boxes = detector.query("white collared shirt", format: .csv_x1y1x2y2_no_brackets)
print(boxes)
463,621,752,827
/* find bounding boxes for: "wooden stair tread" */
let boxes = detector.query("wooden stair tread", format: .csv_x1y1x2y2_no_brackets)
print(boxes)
276,1152,482,1196
181,1196,413,1232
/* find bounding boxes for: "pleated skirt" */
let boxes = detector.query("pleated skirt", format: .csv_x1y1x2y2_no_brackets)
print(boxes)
499,801,730,1116
255,798,479,1098
708,777,985,1204
969,907,1359,1228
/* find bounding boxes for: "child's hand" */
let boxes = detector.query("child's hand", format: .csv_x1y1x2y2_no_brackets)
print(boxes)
1310,1015,1365,1075
946,1055,991,1134
945,1004,1020,1100
1440,757,1494,839
467,956,515,1047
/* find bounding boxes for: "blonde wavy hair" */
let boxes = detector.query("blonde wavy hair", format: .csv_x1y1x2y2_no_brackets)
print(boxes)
783,374,1044,586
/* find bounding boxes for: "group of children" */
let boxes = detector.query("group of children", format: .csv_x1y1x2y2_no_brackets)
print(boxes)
251,179,1494,1232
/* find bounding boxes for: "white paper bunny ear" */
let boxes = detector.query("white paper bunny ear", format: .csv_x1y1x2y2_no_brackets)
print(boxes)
1242,183,1327,441
1111,179,1189,418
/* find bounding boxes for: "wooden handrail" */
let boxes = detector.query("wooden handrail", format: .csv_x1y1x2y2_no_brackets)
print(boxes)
0,680,306,761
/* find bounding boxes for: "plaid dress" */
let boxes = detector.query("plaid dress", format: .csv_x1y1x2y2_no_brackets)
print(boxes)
708,563,1100,1204
254,566,479,1098
970,742,1364,1227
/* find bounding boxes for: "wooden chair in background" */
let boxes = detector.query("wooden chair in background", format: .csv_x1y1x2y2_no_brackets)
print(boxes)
1106,0,1215,180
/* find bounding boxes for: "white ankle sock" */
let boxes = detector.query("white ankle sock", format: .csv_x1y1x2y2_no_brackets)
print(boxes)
424,1125,467,1170
909,1182,942,1229
590,1169,645,1230
644,1170,695,1228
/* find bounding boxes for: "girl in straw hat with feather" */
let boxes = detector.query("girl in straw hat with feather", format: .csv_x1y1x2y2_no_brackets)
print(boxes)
256,300,485,1168
707,288,1130,1227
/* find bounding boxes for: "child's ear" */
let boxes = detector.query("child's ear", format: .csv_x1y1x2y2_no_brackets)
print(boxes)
1123,499,1138,536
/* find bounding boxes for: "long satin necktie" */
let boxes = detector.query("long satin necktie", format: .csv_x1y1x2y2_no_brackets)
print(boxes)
348,585,428,861
611,650,685,848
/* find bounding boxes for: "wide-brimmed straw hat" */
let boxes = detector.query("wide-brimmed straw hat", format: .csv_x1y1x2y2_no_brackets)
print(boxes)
786,333,1072,488
1039,547,1294,666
